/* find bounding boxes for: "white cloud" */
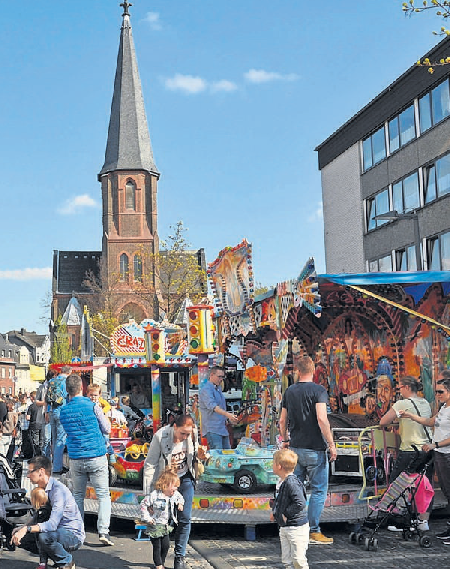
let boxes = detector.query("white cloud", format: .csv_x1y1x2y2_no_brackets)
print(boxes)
164,74,207,94
210,80,238,93
164,74,238,95
308,202,324,223
57,194,99,215
0,268,52,281
244,69,299,84
142,12,162,31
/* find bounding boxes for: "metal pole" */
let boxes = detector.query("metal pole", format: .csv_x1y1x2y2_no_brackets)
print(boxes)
413,213,422,271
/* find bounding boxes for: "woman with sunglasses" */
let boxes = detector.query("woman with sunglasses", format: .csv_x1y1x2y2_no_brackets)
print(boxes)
400,371,450,541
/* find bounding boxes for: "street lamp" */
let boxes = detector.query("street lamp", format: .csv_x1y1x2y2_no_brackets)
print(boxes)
374,210,422,271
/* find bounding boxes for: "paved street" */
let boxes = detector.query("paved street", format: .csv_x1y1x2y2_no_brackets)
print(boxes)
2,511,450,569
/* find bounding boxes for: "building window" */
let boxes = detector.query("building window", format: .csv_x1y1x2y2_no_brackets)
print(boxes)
366,188,389,231
1,368,5,379
120,253,129,281
134,254,143,282
427,230,450,270
392,172,420,214
419,78,450,133
424,153,450,204
363,125,386,171
396,245,417,272
125,180,136,210
388,104,416,153
368,254,393,272
8,368,12,378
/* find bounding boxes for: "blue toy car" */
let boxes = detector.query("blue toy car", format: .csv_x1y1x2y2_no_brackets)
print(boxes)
201,438,278,493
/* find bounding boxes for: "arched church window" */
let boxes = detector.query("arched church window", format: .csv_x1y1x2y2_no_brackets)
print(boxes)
134,254,143,282
125,180,136,210
120,253,129,281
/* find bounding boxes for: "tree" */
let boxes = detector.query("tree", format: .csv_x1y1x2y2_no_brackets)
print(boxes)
82,258,122,356
50,316,74,363
403,1,450,71
134,221,207,321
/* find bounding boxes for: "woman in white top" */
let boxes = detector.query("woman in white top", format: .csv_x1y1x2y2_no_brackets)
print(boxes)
400,372,450,540
380,375,433,531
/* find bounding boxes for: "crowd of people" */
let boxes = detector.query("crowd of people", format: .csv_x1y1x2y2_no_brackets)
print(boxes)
2,362,450,569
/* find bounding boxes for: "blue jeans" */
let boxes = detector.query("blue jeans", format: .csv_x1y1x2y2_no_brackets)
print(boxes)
175,473,195,558
49,409,66,472
206,432,231,450
291,447,328,533
38,527,81,566
70,455,111,535
43,422,52,458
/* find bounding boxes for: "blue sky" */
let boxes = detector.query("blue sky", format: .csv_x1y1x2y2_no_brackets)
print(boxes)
0,1,443,334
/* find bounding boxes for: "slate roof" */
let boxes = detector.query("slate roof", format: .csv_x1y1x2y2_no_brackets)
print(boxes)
99,11,158,177
53,250,102,294
7,329,48,349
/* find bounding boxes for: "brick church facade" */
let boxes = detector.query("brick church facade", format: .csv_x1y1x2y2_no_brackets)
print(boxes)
52,4,192,335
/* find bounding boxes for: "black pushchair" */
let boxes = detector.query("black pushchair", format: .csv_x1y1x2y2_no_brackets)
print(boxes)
0,453,32,552
349,448,434,551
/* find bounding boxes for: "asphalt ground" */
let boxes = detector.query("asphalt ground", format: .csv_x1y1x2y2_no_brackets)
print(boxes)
2,510,450,569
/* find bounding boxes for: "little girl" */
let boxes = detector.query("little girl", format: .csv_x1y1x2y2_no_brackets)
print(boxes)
23,487,52,567
140,468,185,569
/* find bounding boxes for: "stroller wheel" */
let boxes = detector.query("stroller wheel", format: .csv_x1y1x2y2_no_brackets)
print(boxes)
402,529,413,541
349,531,357,544
364,537,378,551
419,535,432,548
356,532,365,544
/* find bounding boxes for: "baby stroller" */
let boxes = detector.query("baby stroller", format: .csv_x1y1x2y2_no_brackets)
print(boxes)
0,453,32,552
349,448,434,551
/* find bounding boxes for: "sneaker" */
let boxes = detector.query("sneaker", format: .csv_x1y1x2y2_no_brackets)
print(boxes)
174,557,187,569
99,533,114,546
387,525,404,532
412,520,429,532
443,538,450,545
436,528,450,539
309,532,333,544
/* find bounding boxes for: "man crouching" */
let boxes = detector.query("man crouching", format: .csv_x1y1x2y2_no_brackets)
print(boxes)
11,455,84,569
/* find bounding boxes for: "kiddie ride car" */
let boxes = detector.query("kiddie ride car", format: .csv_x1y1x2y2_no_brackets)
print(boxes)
109,440,149,487
201,438,278,493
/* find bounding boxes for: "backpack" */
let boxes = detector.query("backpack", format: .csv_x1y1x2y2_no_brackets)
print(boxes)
46,376,66,406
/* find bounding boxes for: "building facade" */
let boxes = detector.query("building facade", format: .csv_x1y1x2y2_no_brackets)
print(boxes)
7,328,50,392
316,37,450,274
0,334,18,396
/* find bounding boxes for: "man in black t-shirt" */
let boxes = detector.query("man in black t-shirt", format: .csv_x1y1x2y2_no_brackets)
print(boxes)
279,356,337,545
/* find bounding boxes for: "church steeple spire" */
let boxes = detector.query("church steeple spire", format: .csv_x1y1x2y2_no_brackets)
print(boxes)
99,2,158,178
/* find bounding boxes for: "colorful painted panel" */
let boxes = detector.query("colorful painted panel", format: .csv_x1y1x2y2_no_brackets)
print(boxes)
207,239,254,316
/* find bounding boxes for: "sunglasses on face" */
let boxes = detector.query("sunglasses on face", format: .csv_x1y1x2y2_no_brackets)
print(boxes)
435,390,445,394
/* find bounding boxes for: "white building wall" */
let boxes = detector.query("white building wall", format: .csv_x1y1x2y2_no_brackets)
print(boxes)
321,142,365,273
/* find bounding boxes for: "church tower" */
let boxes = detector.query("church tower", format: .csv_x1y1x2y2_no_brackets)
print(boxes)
98,2,159,322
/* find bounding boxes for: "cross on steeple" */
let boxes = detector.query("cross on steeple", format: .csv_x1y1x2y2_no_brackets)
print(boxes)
120,1,132,16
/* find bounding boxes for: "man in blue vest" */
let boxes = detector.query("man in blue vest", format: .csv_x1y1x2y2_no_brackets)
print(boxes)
59,374,113,546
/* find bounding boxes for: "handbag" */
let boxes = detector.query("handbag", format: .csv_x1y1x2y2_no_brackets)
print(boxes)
192,432,204,479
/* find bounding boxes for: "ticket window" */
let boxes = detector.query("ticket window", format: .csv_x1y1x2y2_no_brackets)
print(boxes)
118,370,152,410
